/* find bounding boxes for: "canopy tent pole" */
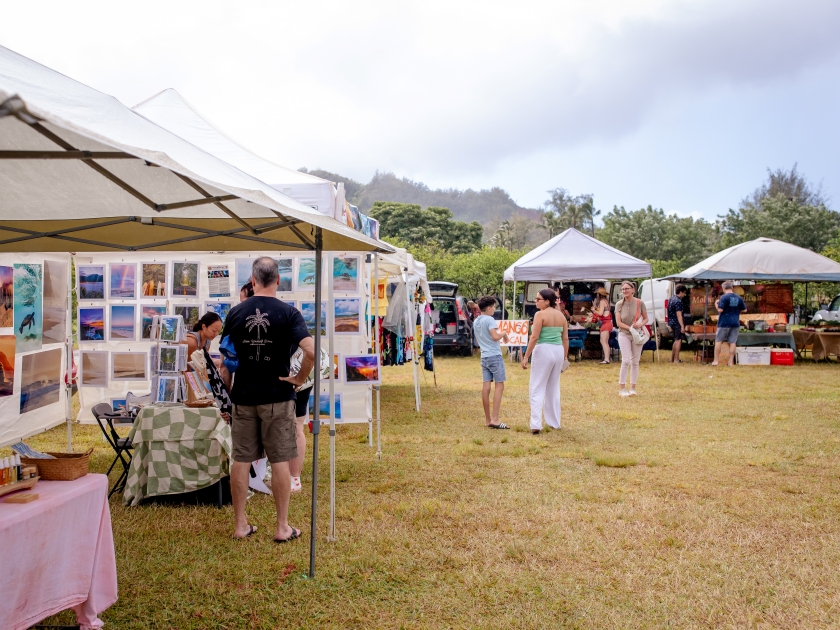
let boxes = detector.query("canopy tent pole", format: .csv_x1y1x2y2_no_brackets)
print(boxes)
702,283,709,365
650,275,660,363
327,251,337,543
367,257,373,448
374,256,382,460
805,282,809,321
65,257,74,451
309,228,323,578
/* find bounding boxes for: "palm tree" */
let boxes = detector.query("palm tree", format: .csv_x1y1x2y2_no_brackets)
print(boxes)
246,309,270,360
490,220,514,251
540,211,564,239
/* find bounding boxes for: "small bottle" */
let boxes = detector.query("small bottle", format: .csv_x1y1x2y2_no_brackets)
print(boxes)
15,454,23,482
0,457,7,485
7,456,14,483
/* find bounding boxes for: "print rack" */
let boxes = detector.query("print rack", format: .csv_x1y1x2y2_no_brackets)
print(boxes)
149,314,187,404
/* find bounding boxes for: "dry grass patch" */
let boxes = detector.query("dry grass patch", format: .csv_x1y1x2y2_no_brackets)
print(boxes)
8,352,840,628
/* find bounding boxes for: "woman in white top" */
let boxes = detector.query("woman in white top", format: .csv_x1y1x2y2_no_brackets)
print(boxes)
614,281,648,397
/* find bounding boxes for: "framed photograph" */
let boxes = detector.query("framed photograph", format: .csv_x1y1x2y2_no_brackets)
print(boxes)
80,350,108,387
157,345,184,373
204,302,232,325
0,265,13,328
276,257,294,293
334,298,361,334
235,258,253,293
158,315,184,343
109,262,137,299
308,391,342,420
140,305,167,340
207,264,231,298
77,264,105,300
173,305,200,331
109,304,136,341
140,262,167,297
155,375,180,403
14,263,43,352
112,352,148,381
19,348,62,413
42,260,68,343
342,354,380,386
297,257,317,290
78,306,106,343
300,301,327,337
171,261,199,297
110,397,127,413
0,334,15,397
333,255,359,293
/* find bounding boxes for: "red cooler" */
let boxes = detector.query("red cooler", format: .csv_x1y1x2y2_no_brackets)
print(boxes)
770,348,794,365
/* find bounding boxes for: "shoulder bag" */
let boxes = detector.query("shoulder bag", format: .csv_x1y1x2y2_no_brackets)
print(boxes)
630,298,651,346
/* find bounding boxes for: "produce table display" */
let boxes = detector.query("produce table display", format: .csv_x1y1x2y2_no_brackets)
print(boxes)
124,404,231,506
685,331,796,352
792,329,840,360
0,474,118,630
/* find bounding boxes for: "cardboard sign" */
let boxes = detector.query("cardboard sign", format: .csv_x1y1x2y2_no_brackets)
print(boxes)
690,283,794,318
498,320,529,346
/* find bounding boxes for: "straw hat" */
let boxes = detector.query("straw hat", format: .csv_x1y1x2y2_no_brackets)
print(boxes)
595,287,608,297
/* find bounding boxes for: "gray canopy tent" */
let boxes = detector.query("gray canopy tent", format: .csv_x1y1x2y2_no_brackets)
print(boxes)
0,44,392,577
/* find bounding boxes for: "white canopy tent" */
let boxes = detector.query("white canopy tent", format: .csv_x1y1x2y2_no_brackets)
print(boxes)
664,237,840,282
0,44,392,577
133,89,341,219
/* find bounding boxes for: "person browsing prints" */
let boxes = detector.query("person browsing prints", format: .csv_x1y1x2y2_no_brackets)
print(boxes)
222,257,315,542
615,281,648,397
712,281,747,366
473,295,510,429
593,287,612,364
668,285,688,363
522,288,569,434
186,311,232,420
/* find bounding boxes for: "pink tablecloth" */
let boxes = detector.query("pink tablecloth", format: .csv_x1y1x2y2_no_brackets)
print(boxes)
0,474,118,630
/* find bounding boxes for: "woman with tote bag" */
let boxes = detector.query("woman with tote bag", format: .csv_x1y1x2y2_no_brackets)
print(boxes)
614,281,648,397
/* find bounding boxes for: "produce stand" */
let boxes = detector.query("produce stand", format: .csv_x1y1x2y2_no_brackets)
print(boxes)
792,328,840,360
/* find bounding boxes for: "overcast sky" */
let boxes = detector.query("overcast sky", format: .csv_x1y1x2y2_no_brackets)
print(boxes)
3,0,839,221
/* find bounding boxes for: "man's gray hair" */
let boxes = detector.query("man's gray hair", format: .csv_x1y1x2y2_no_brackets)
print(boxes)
721,281,733,290
252,257,279,288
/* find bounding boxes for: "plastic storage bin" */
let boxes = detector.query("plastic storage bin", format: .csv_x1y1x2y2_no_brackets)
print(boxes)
736,347,771,365
770,348,795,365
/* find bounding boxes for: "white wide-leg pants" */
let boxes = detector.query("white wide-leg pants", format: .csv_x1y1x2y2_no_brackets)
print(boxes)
529,343,564,431
618,333,642,386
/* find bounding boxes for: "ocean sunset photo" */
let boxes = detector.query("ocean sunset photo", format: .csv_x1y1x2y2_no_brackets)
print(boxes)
109,305,136,340
79,307,105,342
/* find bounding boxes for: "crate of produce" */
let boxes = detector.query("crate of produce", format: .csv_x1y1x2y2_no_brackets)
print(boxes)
736,347,770,365
770,348,794,365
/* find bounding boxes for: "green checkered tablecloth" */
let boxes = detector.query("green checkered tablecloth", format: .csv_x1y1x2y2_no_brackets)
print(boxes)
123,404,231,506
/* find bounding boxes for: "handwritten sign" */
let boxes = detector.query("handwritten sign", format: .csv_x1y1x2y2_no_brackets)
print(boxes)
498,320,529,346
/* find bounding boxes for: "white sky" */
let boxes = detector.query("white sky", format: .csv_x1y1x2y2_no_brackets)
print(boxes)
2,0,839,220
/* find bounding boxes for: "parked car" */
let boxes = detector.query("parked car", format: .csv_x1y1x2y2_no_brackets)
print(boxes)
813,294,840,322
429,281,473,355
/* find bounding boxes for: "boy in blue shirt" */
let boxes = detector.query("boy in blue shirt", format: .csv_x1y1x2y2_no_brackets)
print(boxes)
713,281,747,366
473,295,510,429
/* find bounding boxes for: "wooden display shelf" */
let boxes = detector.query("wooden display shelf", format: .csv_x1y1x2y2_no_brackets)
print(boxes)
0,476,39,499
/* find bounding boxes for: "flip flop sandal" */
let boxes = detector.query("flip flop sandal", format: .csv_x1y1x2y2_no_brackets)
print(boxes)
274,527,302,544
487,423,510,429
233,524,257,540
531,429,541,435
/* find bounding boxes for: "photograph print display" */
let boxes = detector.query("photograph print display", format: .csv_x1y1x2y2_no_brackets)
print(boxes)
343,354,380,385
112,352,147,381
79,307,105,342
0,265,13,328
14,263,43,352
109,263,137,299
19,348,62,413
109,305,136,341
334,298,361,334
308,391,342,421
297,257,317,290
42,260,68,344
171,262,199,297
111,397,127,413
204,302,232,325
173,305,200,331
333,256,359,292
140,305,167,340
158,315,183,343
0,334,15,397
80,350,108,387
157,346,183,373
300,301,327,336
156,376,179,403
276,257,293,293
141,262,167,297
235,259,253,293
77,264,105,300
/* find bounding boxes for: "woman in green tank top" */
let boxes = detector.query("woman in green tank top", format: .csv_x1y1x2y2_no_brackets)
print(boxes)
521,288,570,434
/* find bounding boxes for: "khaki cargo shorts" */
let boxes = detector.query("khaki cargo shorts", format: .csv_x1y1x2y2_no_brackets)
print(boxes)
231,400,297,464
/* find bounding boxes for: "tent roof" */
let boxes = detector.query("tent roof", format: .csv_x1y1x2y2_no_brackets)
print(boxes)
0,45,391,254
503,228,652,281
665,237,840,282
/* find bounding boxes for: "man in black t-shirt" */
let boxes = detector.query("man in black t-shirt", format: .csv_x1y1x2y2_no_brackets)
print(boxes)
222,257,314,542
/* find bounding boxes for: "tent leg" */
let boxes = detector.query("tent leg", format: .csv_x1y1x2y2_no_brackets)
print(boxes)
651,275,660,363
66,256,74,452
327,251,336,543
309,228,323,578
702,283,709,365
374,256,382,461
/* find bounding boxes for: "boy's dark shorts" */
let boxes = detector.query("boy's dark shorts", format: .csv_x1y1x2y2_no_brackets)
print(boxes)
231,400,297,464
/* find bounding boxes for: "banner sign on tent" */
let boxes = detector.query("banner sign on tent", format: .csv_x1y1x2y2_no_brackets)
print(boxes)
690,283,794,317
499,320,529,346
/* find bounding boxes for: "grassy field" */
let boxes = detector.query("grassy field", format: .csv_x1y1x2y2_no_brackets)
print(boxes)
19,351,840,629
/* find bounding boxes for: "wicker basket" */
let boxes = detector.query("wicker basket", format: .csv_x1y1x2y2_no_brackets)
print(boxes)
21,448,92,481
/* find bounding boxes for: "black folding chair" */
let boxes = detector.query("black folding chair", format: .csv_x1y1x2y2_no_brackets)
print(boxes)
92,402,135,498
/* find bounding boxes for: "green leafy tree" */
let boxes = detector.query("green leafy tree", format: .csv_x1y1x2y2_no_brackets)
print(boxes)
369,202,482,254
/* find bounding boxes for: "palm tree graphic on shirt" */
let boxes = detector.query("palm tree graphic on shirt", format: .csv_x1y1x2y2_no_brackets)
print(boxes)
245,309,270,361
